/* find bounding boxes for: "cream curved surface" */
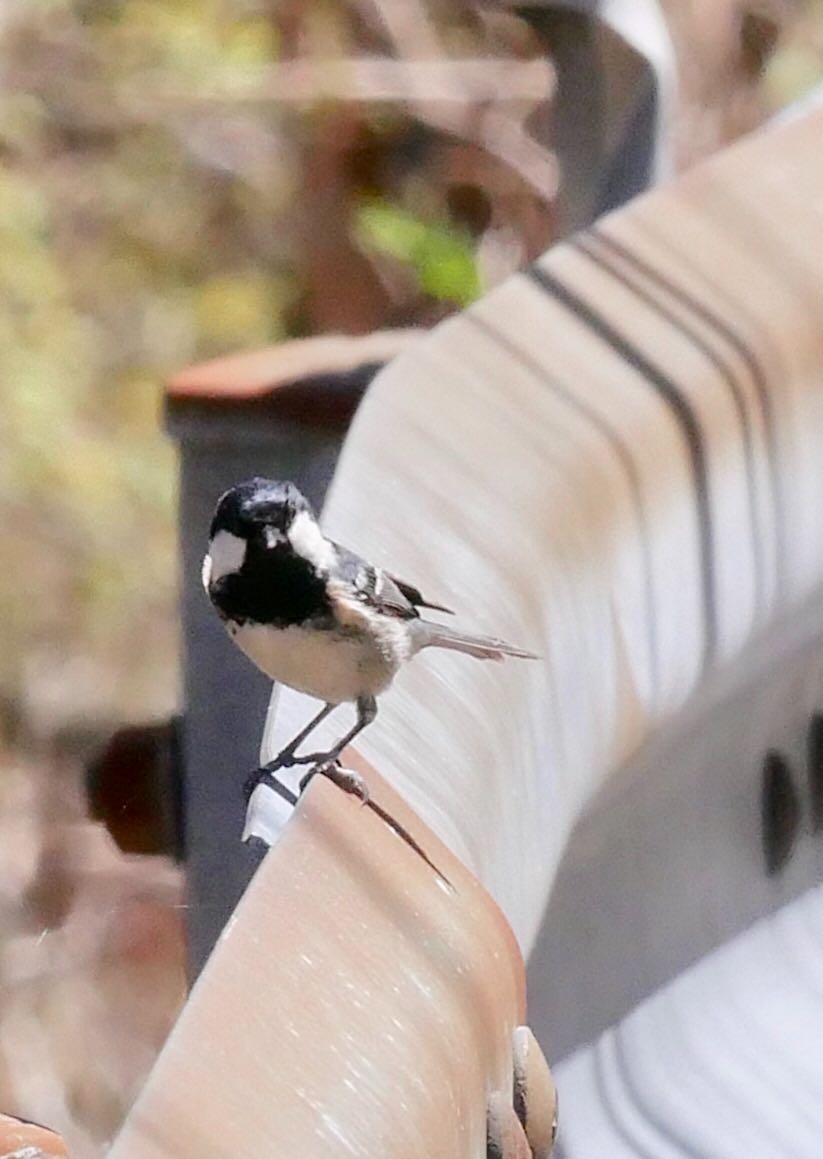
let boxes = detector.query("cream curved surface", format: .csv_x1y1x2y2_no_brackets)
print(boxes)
260,110,823,1155
265,109,823,952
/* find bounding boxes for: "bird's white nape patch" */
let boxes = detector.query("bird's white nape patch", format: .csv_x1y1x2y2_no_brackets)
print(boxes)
201,552,212,591
288,510,336,573
206,529,247,585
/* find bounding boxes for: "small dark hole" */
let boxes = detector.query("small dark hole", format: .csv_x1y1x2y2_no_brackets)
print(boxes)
806,713,823,834
446,183,494,237
761,750,801,876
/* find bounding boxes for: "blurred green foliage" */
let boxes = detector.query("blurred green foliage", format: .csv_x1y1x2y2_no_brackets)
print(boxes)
356,200,481,305
0,1,294,727
0,0,522,732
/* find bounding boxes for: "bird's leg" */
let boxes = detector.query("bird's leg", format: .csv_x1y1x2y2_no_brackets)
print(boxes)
243,698,373,803
242,701,338,801
255,697,453,888
263,701,338,771
282,696,378,768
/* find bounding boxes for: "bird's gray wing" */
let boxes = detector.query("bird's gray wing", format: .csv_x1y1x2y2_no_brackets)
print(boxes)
331,543,452,618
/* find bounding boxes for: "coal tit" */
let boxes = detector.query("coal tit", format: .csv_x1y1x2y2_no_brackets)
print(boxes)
203,477,536,787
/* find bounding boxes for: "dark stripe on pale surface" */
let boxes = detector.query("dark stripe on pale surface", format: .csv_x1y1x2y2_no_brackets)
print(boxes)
467,310,660,696
634,218,787,596
527,263,716,670
612,1024,703,1158
574,231,766,618
591,1033,659,1159
590,222,784,601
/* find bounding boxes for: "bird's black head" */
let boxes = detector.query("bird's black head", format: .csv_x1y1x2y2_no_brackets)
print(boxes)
209,478,313,541
203,478,331,625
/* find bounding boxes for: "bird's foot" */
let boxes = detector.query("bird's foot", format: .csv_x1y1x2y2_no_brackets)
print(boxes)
260,747,298,773
263,746,337,772
284,748,340,768
299,759,370,806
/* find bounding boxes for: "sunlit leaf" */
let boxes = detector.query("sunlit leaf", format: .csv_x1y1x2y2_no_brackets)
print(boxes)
356,199,481,306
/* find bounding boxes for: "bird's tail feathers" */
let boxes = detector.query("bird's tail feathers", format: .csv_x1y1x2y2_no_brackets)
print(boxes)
418,621,538,661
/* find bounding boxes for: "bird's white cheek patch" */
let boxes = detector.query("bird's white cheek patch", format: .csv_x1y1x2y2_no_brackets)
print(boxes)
206,529,247,584
288,510,336,573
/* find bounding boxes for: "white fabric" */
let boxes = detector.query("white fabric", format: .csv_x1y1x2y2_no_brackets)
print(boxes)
555,884,823,1158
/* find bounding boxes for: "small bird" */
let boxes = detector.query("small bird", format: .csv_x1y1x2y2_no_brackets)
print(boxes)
203,477,536,797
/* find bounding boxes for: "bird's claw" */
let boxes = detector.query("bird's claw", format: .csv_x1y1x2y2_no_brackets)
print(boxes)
299,759,370,805
264,748,335,773
263,749,296,772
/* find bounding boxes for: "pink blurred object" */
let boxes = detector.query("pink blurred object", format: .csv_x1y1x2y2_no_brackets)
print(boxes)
108,761,533,1158
0,1111,69,1157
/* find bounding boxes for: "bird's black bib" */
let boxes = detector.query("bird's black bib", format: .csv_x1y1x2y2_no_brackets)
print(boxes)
211,540,330,628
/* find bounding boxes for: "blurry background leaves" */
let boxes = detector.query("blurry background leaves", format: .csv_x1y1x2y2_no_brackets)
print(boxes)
0,0,556,739
1,0,819,743
356,199,481,304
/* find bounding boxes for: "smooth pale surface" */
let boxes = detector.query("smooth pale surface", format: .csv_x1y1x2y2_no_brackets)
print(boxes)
528,580,823,1059
556,884,823,1158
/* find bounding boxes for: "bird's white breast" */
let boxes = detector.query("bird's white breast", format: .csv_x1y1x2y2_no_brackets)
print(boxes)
227,617,410,703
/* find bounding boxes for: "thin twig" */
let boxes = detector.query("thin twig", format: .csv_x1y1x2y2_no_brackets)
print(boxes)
251,766,454,890
363,795,454,891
